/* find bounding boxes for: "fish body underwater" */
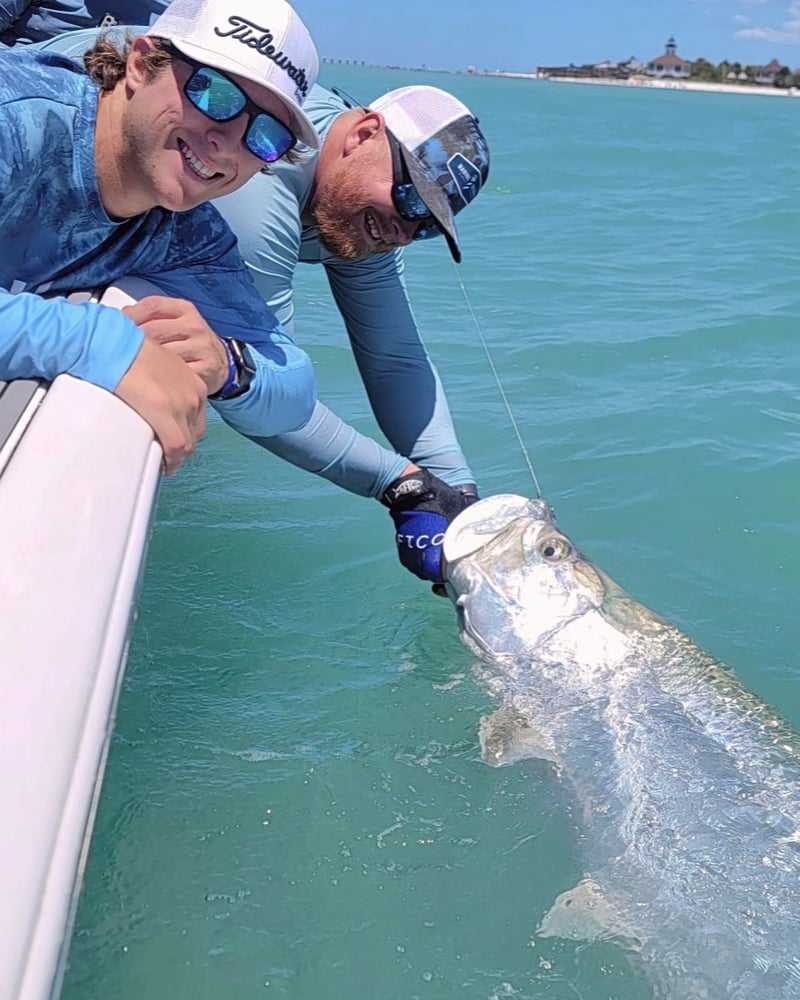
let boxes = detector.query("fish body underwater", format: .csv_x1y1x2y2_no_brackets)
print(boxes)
442,494,800,999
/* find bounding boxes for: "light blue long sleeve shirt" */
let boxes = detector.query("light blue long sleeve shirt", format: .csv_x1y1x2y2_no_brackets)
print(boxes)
0,48,315,438
217,85,475,498
31,29,475,499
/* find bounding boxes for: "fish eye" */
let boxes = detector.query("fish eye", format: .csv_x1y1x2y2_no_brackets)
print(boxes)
538,536,571,561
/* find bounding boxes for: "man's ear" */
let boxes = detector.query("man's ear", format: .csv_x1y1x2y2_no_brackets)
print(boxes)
126,35,157,91
341,110,384,155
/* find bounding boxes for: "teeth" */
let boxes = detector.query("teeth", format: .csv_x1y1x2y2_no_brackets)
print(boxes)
180,140,216,180
365,211,380,241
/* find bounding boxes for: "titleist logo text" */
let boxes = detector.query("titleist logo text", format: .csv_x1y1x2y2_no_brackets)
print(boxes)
214,16,310,97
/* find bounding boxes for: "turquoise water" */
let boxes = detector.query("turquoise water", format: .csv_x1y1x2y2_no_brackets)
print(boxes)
61,68,800,999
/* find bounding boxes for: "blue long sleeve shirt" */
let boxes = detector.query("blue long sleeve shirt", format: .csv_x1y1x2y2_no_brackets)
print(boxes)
31,29,475,499
0,48,315,438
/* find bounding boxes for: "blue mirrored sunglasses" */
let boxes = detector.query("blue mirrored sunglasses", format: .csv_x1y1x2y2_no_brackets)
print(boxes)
168,46,296,164
387,132,443,243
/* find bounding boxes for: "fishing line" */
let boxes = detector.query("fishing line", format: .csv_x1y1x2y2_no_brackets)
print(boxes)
452,267,544,499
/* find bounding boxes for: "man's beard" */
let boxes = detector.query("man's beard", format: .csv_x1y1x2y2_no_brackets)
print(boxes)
310,147,391,261
311,173,370,261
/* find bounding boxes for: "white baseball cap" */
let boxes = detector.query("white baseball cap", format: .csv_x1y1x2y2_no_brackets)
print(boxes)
146,0,320,149
372,86,490,263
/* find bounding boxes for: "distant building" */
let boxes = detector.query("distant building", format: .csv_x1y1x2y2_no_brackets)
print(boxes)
645,37,691,79
753,59,785,85
535,59,636,80
619,57,643,75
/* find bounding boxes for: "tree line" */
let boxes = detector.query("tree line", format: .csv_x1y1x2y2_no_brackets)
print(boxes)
690,58,800,88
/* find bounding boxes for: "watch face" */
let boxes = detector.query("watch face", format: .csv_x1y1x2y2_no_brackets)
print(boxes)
236,341,257,379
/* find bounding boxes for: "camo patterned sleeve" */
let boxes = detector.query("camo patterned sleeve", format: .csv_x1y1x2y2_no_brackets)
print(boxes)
0,50,314,438
0,54,145,388
144,203,316,437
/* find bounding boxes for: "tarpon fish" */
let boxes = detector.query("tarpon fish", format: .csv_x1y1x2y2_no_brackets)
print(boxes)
442,494,800,999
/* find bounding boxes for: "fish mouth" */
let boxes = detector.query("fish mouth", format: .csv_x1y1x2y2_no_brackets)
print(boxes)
443,494,553,573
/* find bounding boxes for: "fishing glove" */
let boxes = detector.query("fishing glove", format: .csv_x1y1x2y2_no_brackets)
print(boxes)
381,469,479,584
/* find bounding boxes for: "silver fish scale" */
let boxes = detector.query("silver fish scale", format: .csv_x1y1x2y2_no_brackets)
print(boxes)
445,495,800,999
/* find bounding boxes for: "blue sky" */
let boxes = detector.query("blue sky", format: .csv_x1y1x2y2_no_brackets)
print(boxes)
291,0,800,73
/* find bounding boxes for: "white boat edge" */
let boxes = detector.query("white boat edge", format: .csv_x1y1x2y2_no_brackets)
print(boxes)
0,278,165,1000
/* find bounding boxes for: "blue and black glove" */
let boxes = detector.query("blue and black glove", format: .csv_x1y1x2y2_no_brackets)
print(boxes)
381,469,479,584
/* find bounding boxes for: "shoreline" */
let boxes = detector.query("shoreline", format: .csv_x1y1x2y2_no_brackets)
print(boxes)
319,64,800,97
542,75,800,98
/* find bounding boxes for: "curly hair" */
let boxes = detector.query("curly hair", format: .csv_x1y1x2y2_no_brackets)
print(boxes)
83,31,302,172
84,30,170,91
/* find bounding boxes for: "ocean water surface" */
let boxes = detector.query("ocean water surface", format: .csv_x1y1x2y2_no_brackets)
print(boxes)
61,66,800,999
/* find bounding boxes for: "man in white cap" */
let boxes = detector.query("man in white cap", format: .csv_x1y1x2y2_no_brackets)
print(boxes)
218,84,491,587
29,23,491,586
0,0,321,473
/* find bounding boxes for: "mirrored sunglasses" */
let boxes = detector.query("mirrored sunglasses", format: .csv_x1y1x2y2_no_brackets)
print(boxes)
168,46,296,164
387,132,443,243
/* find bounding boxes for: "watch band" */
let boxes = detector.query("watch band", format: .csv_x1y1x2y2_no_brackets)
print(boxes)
209,338,256,401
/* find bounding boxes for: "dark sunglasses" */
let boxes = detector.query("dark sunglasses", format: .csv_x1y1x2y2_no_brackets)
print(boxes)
387,132,443,243
167,46,296,164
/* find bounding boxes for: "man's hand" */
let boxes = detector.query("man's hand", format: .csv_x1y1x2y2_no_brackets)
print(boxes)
124,296,229,395
114,337,207,475
382,467,478,584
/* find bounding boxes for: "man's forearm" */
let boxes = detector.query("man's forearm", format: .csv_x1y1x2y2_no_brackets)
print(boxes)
247,400,408,498
0,290,142,389
210,343,316,439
